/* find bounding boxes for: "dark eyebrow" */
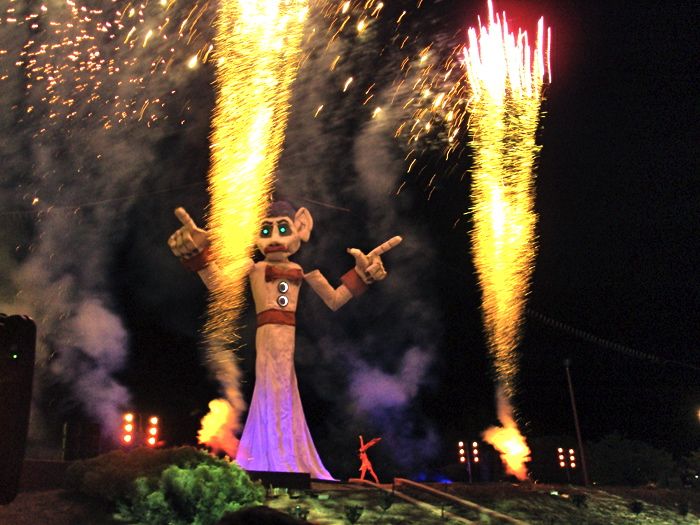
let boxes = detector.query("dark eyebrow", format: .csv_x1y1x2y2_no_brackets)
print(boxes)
262,221,273,226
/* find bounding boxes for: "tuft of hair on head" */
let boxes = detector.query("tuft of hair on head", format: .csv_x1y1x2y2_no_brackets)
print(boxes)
267,199,297,219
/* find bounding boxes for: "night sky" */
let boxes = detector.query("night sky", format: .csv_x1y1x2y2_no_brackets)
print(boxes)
1,0,698,476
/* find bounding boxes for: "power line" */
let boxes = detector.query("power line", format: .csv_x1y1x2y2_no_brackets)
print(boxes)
526,308,700,372
0,184,353,217
0,181,208,217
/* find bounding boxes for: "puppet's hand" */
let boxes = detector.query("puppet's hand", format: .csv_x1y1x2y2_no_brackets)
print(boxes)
168,207,210,259
347,236,402,284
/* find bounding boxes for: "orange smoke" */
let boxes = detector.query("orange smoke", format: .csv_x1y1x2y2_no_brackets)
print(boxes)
197,398,239,458
482,386,531,480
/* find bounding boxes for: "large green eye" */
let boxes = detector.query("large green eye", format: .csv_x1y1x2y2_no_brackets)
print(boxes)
260,224,272,237
278,221,291,236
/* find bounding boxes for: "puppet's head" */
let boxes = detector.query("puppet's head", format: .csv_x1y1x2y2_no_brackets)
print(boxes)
256,201,313,262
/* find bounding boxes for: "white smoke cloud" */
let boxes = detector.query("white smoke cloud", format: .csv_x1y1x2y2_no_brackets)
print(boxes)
70,298,129,371
350,346,432,411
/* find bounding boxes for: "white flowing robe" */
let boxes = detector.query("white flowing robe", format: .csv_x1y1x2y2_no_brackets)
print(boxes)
219,260,358,480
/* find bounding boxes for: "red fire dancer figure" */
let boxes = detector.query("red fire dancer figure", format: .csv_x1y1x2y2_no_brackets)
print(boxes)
358,435,382,483
169,201,400,480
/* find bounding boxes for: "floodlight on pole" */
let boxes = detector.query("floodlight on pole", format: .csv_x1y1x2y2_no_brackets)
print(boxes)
564,359,590,486
458,440,473,483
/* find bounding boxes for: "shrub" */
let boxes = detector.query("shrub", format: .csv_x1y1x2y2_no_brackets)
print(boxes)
66,446,221,503
116,460,265,525
344,505,363,524
681,449,700,487
586,433,676,486
628,500,644,514
66,446,264,524
571,493,588,508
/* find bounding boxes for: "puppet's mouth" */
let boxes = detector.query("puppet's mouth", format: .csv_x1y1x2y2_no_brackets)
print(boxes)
264,243,288,254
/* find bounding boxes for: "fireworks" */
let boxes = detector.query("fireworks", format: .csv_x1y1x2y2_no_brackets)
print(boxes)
1,0,215,130
199,0,309,449
466,0,549,400
3,0,551,468
462,0,550,480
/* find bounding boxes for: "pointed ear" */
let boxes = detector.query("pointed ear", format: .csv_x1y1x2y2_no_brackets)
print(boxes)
294,206,313,242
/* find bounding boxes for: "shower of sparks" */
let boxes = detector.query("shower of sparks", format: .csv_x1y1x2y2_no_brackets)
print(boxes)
1,0,213,130
394,0,551,479
466,0,548,400
300,0,400,108
200,0,309,449
1,0,415,132
463,0,550,480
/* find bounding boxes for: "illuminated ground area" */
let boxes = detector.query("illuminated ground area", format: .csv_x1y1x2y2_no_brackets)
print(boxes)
1,481,698,524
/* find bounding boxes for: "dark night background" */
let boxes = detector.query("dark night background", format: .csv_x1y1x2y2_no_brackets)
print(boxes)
1,0,698,478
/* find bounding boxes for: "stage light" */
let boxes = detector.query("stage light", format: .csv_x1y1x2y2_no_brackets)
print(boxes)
145,415,159,447
121,412,135,445
557,446,577,469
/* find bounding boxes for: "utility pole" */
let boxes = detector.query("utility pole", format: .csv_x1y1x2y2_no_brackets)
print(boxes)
564,358,590,486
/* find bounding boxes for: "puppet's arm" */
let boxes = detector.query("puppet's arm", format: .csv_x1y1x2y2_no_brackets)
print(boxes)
304,269,365,312
304,236,402,311
168,207,253,290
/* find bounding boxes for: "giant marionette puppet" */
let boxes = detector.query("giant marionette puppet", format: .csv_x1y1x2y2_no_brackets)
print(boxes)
168,201,401,480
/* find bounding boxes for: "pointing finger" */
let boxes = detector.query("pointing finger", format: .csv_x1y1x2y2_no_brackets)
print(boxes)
368,235,402,257
174,207,197,230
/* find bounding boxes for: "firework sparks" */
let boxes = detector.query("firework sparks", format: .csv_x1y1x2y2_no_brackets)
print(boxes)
463,0,550,480
200,0,309,451
1,0,214,130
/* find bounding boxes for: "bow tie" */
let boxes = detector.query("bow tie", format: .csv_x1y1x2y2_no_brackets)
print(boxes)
265,264,304,283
